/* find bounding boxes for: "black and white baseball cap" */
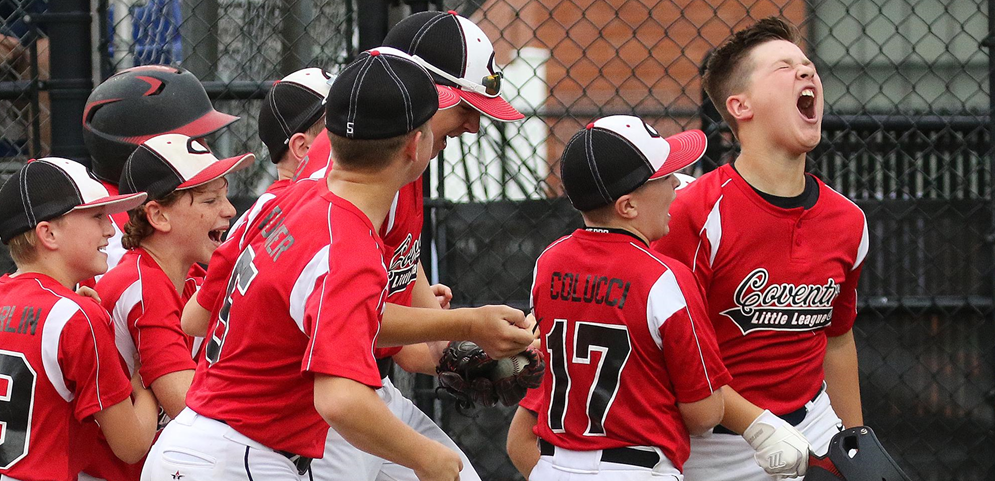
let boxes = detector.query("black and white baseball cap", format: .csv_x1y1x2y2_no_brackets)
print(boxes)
258,67,334,163
325,47,439,140
383,11,524,122
560,115,707,211
0,157,147,243
119,133,255,200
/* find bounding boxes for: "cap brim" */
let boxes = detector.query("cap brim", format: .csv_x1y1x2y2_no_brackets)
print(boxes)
122,109,241,146
648,130,707,180
73,192,148,214
176,109,240,138
457,90,525,122
436,86,461,110
177,153,255,190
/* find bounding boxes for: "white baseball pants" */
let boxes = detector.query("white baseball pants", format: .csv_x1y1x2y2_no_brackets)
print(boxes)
310,376,480,481
141,409,308,481
528,444,681,481
682,387,843,481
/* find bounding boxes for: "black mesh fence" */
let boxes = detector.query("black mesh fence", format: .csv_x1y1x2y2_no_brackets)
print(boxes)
0,1,991,480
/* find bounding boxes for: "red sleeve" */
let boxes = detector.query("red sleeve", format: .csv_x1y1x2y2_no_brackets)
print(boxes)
301,240,384,388
519,383,543,413
656,269,730,404
129,285,196,387
60,308,133,421
824,263,863,337
652,197,713,292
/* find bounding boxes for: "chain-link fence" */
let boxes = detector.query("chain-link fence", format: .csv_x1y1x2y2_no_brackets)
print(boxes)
0,1,992,480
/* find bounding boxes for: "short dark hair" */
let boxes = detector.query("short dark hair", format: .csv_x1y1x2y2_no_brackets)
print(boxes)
327,121,430,173
703,17,799,137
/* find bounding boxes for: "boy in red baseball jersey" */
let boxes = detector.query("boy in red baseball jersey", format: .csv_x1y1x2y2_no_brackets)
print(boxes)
651,18,868,481
89,135,253,479
522,116,730,481
0,158,158,481
142,49,462,481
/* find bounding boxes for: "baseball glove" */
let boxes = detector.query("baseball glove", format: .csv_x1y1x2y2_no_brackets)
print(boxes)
436,341,544,410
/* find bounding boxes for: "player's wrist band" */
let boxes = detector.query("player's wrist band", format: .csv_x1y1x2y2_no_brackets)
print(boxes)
713,382,827,435
537,438,660,469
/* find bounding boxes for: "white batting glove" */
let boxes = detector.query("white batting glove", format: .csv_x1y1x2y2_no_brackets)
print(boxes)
742,410,812,478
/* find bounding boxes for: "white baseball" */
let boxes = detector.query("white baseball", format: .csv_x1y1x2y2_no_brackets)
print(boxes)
491,353,529,380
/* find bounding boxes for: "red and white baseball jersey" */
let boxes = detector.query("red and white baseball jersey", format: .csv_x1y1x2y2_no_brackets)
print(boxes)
651,164,868,415
187,179,387,458
96,248,202,384
0,272,132,481
86,252,203,481
291,131,423,359
529,228,731,470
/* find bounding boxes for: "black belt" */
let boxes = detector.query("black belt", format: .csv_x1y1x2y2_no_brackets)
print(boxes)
377,357,394,379
214,417,312,475
712,383,826,435
538,439,660,469
276,450,312,476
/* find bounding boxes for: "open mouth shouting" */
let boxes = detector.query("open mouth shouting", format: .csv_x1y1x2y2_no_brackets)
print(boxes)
208,228,227,246
797,87,817,121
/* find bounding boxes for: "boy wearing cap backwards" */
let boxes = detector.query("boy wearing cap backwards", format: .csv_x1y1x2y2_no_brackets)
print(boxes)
257,67,332,190
0,158,159,481
515,116,729,481
652,18,868,481
143,50,462,481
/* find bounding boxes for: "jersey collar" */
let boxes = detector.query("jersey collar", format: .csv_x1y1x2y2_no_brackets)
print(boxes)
582,225,649,247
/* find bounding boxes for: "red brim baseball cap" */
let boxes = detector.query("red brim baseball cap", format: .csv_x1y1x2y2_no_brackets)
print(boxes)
456,88,524,121
0,157,148,243
120,133,255,199
647,129,708,180
383,12,525,122
560,115,707,211
437,85,461,110
177,152,255,190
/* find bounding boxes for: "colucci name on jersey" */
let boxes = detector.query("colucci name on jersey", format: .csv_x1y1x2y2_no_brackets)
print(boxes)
720,268,841,334
388,234,420,296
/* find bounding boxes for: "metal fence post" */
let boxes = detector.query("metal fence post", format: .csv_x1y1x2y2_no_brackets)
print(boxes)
44,0,92,163
986,0,995,431
281,0,314,74
181,0,218,81
357,0,389,51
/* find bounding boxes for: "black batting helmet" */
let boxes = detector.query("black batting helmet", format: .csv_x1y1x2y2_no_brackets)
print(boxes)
83,65,239,183
806,426,912,481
